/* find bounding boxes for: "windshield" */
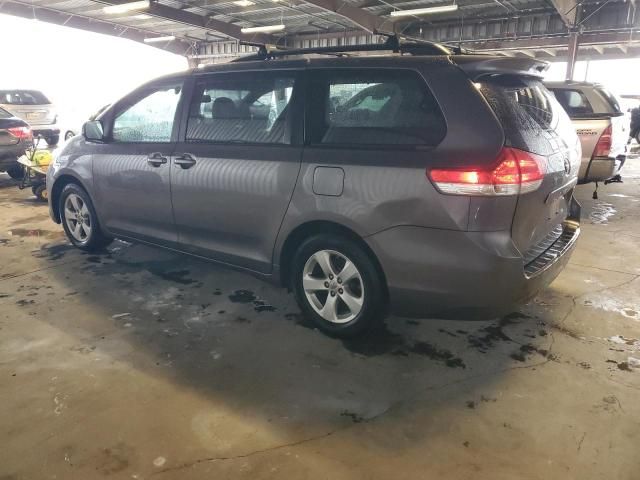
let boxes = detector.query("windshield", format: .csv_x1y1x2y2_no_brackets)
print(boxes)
0,90,51,105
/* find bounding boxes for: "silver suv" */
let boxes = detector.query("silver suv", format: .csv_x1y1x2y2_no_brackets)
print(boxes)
47,40,581,337
0,89,60,146
546,81,628,184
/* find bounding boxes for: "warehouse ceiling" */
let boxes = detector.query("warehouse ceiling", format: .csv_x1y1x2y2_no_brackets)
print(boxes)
1,0,638,60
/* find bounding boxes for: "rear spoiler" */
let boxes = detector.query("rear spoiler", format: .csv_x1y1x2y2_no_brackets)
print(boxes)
451,56,549,81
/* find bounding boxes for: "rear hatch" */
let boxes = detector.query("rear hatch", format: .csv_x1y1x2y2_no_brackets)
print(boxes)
550,84,627,160
478,75,581,255
0,90,56,126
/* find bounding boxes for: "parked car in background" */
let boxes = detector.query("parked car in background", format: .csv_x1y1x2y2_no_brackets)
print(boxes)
0,106,32,179
546,81,628,184
60,104,111,142
48,42,582,337
0,90,60,146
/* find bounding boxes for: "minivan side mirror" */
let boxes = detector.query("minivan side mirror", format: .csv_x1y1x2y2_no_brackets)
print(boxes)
83,120,104,142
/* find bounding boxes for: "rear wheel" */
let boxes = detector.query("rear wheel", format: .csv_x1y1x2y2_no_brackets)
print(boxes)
5,163,24,180
635,130,640,144
33,184,48,202
64,131,75,141
292,234,386,337
59,183,112,251
46,135,59,146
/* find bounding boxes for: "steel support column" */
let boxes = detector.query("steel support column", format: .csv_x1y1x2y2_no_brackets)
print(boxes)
566,30,580,80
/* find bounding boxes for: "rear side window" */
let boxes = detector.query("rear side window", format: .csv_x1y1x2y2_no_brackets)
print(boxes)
186,72,296,145
550,89,593,116
0,90,50,105
479,76,576,157
309,69,446,146
0,107,12,119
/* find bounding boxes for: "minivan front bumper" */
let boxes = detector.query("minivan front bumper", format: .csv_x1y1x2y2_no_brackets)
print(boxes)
366,205,580,320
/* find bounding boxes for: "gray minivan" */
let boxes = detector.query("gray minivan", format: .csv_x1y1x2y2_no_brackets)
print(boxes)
47,39,582,337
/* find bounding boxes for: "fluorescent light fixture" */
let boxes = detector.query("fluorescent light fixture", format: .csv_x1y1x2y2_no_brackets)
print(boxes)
143,35,176,43
233,0,255,6
241,24,285,33
103,1,150,14
389,4,458,17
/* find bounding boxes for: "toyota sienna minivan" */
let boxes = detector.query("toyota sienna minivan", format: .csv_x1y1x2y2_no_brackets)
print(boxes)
47,38,582,337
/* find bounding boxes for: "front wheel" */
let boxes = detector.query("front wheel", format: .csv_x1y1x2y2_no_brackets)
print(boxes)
59,183,112,251
292,234,386,337
47,135,59,146
64,131,75,141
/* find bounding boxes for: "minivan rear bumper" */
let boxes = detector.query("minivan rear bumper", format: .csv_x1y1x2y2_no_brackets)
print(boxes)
366,220,579,320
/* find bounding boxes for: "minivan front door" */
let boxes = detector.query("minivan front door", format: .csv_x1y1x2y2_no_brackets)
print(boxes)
93,83,183,246
171,71,303,273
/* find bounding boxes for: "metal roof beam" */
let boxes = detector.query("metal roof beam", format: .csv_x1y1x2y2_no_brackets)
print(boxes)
0,1,194,55
149,2,270,43
96,1,271,43
299,0,392,34
548,0,579,27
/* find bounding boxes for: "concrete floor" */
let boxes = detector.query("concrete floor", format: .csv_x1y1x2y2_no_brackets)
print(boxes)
1,160,639,480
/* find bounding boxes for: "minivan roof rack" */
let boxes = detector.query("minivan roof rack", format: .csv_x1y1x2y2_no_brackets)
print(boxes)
232,34,465,62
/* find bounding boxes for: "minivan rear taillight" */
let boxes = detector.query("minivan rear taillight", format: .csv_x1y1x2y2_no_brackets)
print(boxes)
7,126,32,140
592,125,612,158
427,147,546,196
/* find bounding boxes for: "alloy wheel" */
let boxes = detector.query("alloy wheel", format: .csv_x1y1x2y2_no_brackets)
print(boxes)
64,193,92,243
302,249,364,324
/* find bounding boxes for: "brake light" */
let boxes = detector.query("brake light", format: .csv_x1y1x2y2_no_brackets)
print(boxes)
7,126,32,140
428,147,546,196
592,125,612,158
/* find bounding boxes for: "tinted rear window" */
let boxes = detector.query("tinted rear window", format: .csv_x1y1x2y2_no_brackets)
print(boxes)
0,107,12,119
0,90,50,105
479,76,576,156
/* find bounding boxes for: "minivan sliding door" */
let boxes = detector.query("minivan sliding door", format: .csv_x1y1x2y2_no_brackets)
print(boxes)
171,70,303,273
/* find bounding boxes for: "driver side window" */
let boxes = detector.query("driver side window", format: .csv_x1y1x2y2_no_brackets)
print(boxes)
112,85,182,143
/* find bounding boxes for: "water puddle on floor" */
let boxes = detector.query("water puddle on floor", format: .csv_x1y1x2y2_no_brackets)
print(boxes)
589,201,617,225
584,295,639,320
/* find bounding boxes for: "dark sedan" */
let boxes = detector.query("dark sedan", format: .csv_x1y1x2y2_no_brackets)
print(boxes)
0,107,32,179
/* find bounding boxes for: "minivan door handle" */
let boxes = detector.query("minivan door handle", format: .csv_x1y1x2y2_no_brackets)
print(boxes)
147,152,168,167
174,153,197,169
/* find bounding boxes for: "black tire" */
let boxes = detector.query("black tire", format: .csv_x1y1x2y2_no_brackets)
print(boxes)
635,130,640,144
34,184,48,202
291,234,386,337
47,135,59,146
65,131,75,141
5,163,24,180
59,183,112,251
